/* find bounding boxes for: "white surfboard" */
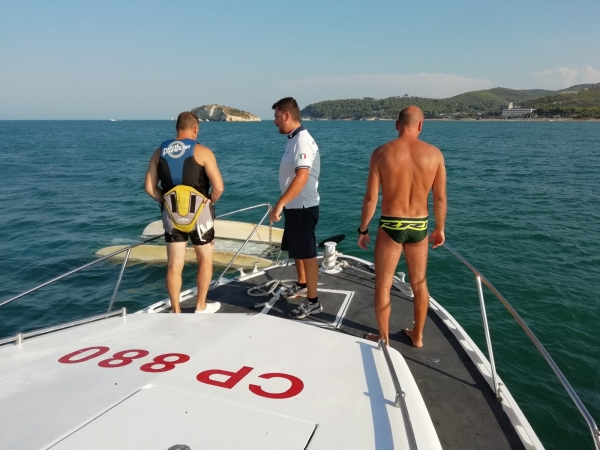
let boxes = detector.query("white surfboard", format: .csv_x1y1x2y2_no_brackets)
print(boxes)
95,245,272,268
142,219,283,245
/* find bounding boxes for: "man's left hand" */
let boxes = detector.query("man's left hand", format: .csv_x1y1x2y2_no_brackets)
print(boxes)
270,203,283,224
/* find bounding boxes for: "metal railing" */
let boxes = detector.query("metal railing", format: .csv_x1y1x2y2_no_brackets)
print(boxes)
211,203,272,287
0,308,127,346
0,234,163,310
378,339,418,450
0,202,274,315
443,243,600,450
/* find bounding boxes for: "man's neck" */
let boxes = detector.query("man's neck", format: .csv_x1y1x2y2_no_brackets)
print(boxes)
398,130,419,139
287,122,302,134
176,132,196,140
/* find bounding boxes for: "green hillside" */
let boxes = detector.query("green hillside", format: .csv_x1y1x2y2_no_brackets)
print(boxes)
447,87,550,107
522,86,600,118
301,84,600,120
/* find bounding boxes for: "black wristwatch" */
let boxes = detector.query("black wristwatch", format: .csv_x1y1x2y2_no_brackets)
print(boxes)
357,227,369,235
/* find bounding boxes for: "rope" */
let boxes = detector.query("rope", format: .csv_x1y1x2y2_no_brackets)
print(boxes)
246,279,297,297
265,208,280,261
338,261,372,277
322,249,339,270
245,258,412,299
246,260,295,297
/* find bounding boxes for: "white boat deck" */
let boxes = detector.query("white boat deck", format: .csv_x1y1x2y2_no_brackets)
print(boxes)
0,313,441,450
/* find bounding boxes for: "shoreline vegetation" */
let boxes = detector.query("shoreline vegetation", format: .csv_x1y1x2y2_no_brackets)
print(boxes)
300,83,600,121
302,117,600,122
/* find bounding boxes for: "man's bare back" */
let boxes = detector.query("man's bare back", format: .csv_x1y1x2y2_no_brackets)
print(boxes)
375,135,443,218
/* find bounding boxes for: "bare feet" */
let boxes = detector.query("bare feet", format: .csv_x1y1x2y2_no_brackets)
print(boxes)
404,329,423,348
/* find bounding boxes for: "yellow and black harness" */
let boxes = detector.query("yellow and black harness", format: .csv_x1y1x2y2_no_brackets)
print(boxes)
162,185,210,234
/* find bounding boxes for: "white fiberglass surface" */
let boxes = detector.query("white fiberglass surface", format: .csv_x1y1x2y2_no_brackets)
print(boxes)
51,386,316,450
0,313,441,450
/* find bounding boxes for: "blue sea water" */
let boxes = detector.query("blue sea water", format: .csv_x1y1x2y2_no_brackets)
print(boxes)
0,120,599,449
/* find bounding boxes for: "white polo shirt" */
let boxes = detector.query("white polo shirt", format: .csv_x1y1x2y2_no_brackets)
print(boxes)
279,126,320,209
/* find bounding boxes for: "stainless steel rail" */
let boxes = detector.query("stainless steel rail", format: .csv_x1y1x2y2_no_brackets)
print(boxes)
107,248,131,312
476,275,500,398
0,235,162,309
0,308,127,346
378,339,418,450
443,243,600,450
212,203,273,288
0,203,276,348
0,203,273,312
216,203,271,220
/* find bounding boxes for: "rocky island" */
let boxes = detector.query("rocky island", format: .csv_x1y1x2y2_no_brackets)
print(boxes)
191,104,261,122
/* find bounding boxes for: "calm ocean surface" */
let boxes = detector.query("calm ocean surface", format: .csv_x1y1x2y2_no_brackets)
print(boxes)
0,120,598,449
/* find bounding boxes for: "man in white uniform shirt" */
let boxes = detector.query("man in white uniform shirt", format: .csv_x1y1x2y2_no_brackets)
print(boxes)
269,97,322,319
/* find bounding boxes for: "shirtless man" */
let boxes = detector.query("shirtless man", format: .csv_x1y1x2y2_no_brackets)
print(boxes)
358,106,446,348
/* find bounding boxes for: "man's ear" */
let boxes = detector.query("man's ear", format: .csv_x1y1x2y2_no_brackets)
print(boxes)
417,121,423,132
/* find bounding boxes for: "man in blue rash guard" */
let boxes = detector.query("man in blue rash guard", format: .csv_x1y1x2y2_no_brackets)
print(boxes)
145,111,224,314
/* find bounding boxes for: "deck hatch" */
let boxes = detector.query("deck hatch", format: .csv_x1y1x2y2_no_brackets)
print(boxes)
50,386,317,450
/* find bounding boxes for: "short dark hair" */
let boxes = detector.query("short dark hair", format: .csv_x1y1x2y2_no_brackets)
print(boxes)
272,97,301,121
176,111,199,131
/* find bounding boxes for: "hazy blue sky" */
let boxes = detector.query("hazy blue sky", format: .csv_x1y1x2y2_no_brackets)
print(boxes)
1,0,599,119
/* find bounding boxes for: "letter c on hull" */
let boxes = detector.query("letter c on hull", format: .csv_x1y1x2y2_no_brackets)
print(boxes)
248,372,304,399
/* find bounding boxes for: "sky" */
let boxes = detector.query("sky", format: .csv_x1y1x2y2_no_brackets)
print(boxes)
1,0,599,119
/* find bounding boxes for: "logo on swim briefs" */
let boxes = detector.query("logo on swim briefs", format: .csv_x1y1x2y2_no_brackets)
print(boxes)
163,141,191,159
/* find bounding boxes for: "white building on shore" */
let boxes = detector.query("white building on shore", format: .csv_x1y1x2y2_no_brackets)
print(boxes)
502,102,535,118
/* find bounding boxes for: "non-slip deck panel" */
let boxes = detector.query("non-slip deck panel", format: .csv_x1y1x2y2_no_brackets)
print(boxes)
329,264,525,450
175,260,525,449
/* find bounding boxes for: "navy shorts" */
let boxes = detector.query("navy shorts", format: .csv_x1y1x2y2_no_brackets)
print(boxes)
281,206,319,259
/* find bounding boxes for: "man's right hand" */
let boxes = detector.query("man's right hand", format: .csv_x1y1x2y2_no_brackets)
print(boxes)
270,202,283,224
430,229,445,249
358,232,370,250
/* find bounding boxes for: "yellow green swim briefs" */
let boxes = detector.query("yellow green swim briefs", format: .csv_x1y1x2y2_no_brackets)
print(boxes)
379,216,428,244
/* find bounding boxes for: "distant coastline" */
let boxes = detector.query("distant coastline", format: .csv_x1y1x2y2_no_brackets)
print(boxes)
303,117,600,122
301,83,600,121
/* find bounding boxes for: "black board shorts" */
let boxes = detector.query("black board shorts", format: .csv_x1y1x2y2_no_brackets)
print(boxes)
163,203,215,246
165,227,214,246
281,206,319,259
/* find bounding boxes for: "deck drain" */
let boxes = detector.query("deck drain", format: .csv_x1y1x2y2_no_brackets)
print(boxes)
168,446,191,450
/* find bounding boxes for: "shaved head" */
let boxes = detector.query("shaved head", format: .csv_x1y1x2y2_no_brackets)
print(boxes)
397,106,424,128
